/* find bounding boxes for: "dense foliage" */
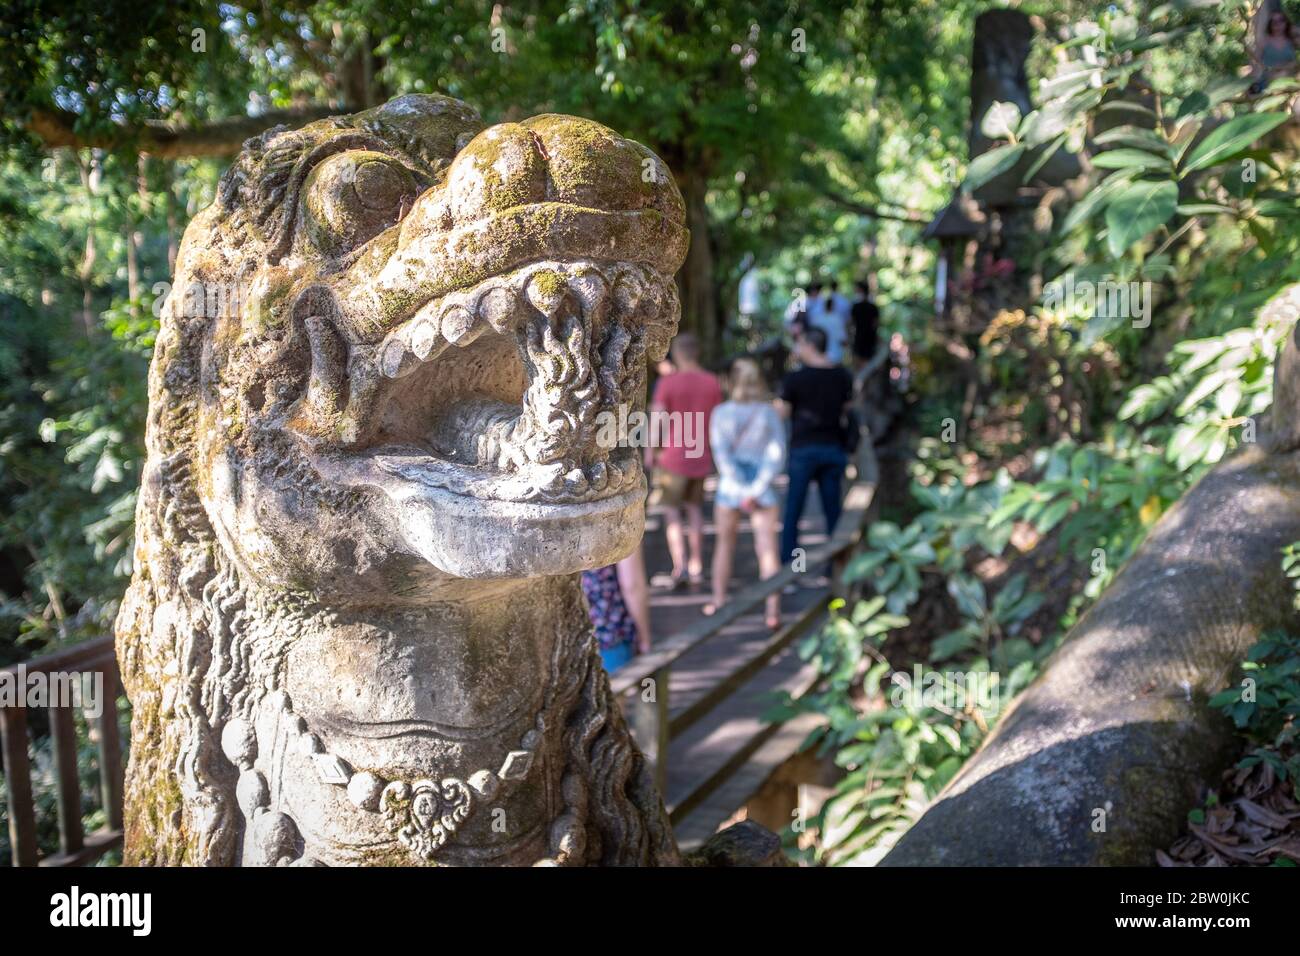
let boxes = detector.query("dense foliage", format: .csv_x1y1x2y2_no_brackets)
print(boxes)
776,0,1300,864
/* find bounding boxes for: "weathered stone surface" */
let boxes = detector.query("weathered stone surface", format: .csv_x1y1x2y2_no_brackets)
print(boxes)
882,285,1300,866
114,93,687,866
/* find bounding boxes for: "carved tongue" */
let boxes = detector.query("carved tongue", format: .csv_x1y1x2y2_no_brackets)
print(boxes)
425,308,590,473
427,399,518,466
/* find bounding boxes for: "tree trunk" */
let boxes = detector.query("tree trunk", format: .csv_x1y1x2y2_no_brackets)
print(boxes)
126,154,147,317
164,161,178,273
25,105,339,158
76,150,101,337
674,169,719,358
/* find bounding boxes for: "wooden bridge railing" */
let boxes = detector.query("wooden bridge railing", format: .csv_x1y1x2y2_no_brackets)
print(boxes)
1,635,124,867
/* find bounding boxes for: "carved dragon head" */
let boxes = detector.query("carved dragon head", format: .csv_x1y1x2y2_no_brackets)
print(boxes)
117,94,686,865
174,93,684,595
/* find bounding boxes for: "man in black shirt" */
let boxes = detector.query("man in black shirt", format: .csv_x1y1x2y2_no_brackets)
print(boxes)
777,326,854,570
850,280,880,370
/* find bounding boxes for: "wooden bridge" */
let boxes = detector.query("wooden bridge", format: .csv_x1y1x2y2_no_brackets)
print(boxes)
619,461,876,849
0,453,877,866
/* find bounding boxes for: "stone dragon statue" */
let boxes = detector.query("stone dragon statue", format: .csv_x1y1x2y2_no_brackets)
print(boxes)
114,93,688,866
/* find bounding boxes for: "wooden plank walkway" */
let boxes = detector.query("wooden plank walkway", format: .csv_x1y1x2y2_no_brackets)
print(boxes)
631,474,839,845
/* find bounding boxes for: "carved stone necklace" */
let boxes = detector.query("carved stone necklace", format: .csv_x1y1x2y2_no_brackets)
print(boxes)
220,689,543,864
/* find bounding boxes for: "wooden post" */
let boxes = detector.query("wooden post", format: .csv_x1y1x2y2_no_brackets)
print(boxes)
96,664,124,831
49,704,84,855
1,704,38,866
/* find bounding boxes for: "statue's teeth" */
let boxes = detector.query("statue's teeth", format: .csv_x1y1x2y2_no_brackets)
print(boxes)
476,286,521,333
379,337,420,378
585,460,608,492
563,467,589,493
410,318,440,360
441,305,480,345
539,463,567,493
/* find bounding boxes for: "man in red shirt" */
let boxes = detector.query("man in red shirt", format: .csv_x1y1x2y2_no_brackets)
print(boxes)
647,333,722,588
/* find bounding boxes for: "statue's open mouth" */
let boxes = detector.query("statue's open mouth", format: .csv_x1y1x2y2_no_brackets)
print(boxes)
372,258,673,503
310,258,676,577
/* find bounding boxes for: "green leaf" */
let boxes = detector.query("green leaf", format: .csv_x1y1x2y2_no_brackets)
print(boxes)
1105,179,1178,258
1247,217,1275,255
1181,113,1290,175
1176,367,1237,416
1092,148,1172,172
1174,91,1208,121
1035,497,1072,533
1093,126,1173,156
1176,202,1234,216
1253,198,1300,219
932,723,962,751
980,101,1022,141
1097,100,1157,122
964,143,1025,193
929,629,976,662
1022,135,1066,182
1208,689,1241,709
1059,170,1137,234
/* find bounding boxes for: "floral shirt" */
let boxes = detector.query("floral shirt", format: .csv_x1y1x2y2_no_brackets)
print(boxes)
581,565,638,652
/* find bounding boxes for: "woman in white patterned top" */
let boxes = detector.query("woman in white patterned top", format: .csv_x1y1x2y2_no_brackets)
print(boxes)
705,359,786,628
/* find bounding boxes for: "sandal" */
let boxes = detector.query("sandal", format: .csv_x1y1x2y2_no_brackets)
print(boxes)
651,572,688,591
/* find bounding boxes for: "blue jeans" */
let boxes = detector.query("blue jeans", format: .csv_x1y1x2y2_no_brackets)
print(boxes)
782,443,848,565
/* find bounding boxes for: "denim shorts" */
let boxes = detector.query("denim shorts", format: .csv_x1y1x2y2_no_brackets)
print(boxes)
716,459,778,510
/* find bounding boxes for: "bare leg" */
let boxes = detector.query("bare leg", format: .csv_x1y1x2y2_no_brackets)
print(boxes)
662,504,686,580
616,546,652,652
708,506,739,613
752,505,782,626
685,501,706,581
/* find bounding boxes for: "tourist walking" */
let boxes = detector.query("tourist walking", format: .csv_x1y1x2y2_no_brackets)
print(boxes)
850,279,881,371
647,333,722,589
581,558,645,673
777,326,854,578
807,277,852,364
705,359,786,629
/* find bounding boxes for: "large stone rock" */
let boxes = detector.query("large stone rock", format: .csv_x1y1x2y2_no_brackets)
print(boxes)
114,93,689,866
883,286,1300,866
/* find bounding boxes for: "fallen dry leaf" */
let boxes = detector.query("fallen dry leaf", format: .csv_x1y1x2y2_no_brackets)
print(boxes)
1159,743,1298,867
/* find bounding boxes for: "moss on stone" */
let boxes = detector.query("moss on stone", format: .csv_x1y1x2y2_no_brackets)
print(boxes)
530,269,566,300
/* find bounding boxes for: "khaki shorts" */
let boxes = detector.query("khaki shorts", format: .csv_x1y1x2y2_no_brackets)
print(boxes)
651,469,706,509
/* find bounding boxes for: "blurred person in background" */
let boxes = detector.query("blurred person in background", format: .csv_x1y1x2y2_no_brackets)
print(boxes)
1251,7,1297,92
807,276,851,364
647,333,722,589
705,358,786,629
581,550,650,672
777,326,854,583
850,279,881,373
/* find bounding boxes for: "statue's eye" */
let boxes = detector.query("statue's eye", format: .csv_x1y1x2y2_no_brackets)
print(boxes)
304,151,418,253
